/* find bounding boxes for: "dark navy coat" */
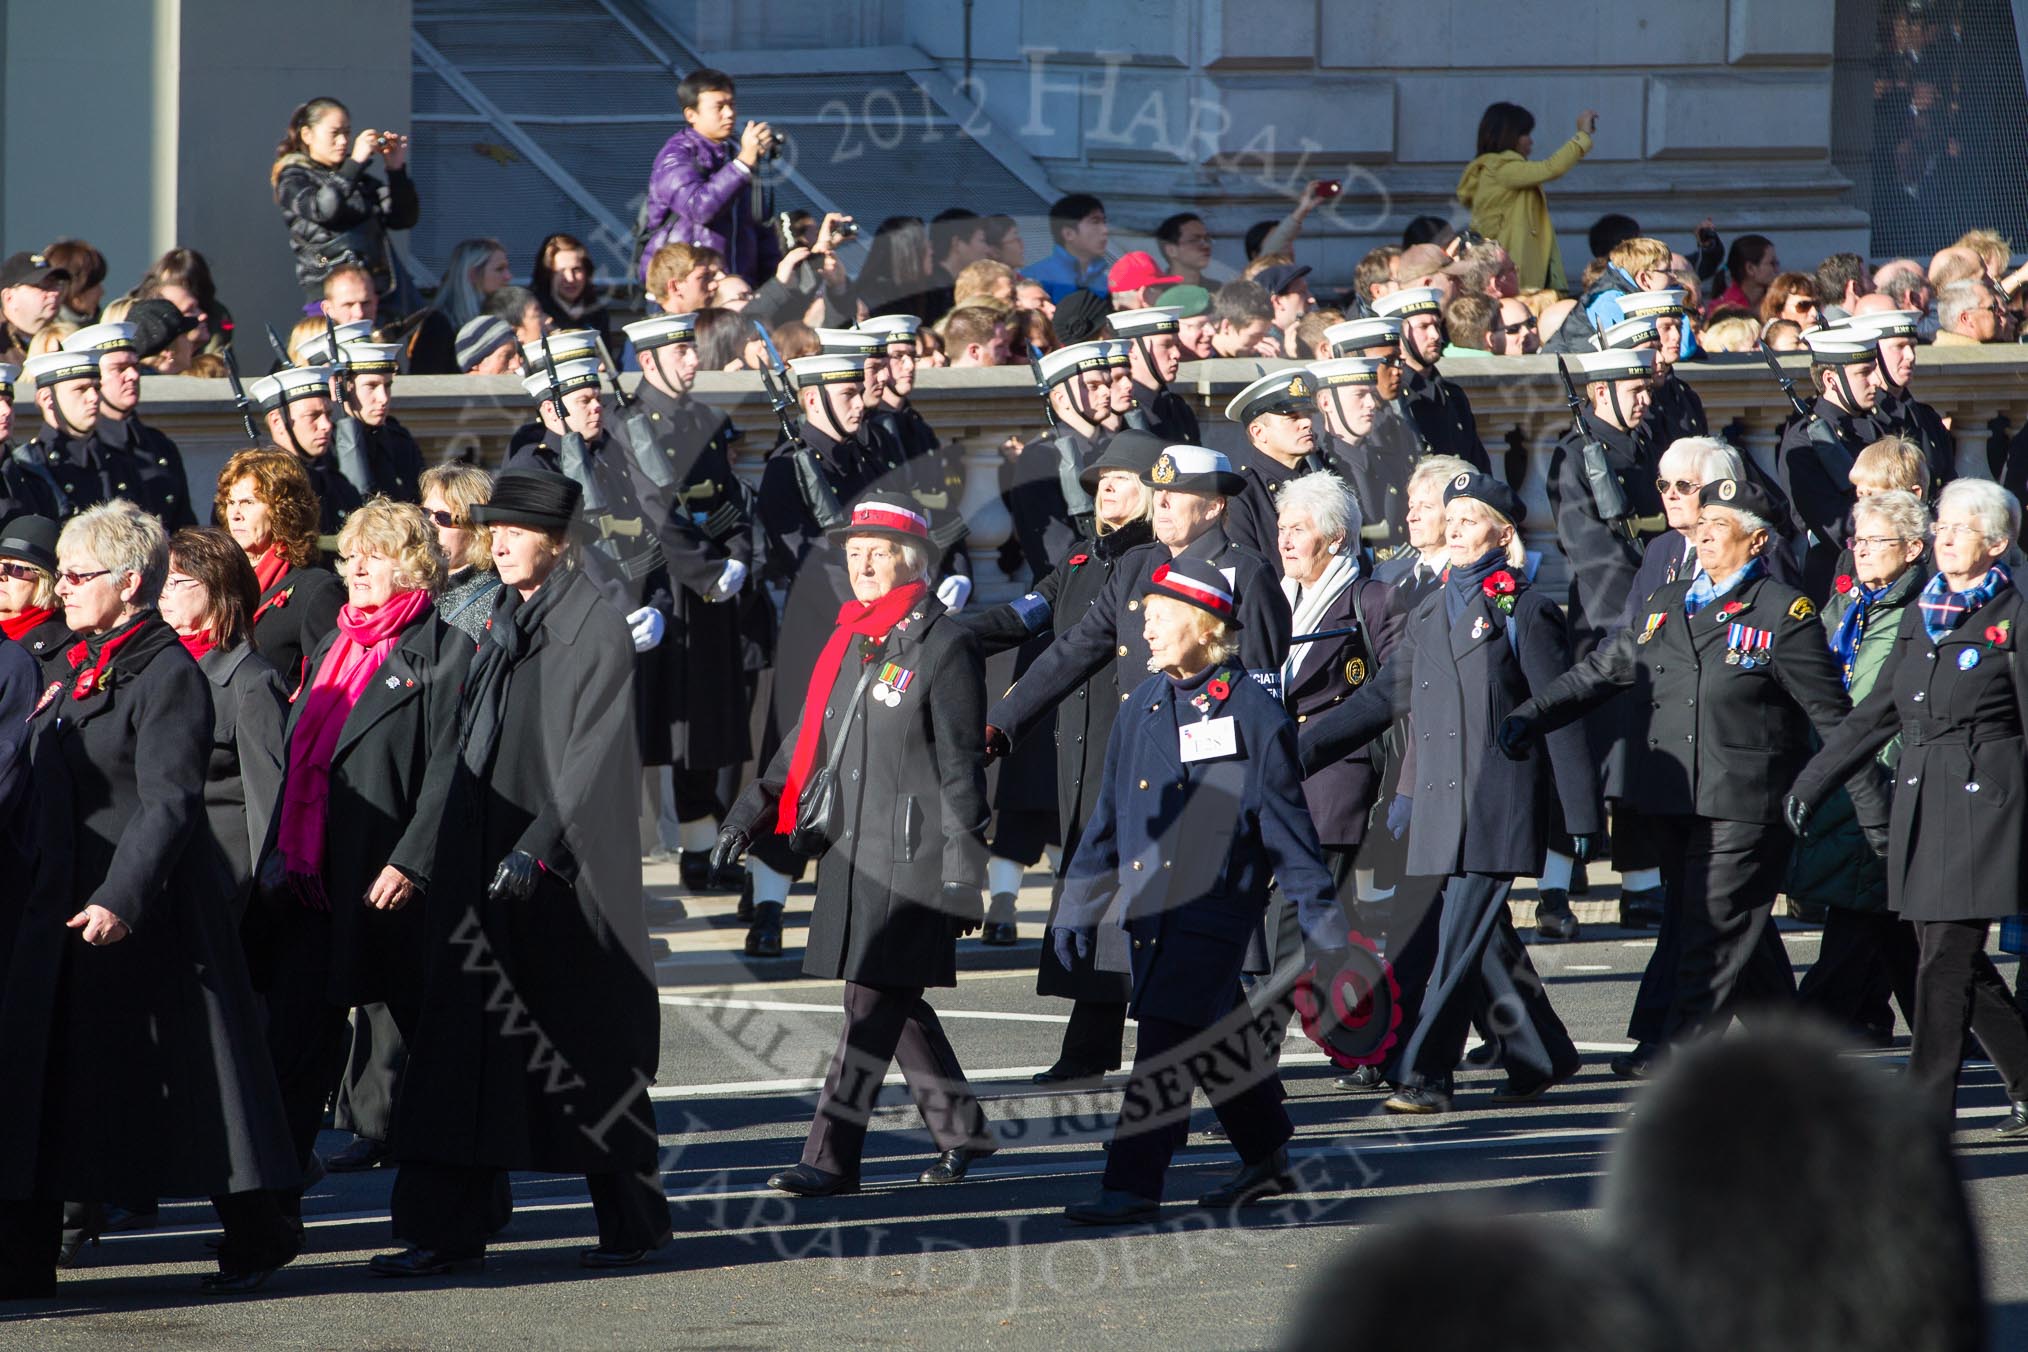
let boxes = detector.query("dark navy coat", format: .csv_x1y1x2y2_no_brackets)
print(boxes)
1057,664,1340,1028
1282,574,1404,846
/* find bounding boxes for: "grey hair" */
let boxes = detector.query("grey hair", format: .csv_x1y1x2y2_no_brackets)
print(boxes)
1936,477,2019,547
1935,278,1990,333
1660,435,1744,485
1715,507,1775,542
1275,470,1361,549
1852,489,1931,543
59,499,168,606
1407,454,1477,499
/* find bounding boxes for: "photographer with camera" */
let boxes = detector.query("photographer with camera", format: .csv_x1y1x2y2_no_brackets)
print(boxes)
640,68,784,291
271,97,418,315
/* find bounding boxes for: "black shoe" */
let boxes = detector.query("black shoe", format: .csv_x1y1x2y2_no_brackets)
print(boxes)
1033,1061,1109,1087
1488,1063,1578,1104
1534,889,1578,941
1334,1064,1387,1092
99,1204,158,1233
735,872,755,922
0,1270,57,1300
1063,1189,1160,1226
1995,1102,2028,1138
325,1136,389,1172
679,850,712,891
1198,1146,1296,1208
201,1266,279,1295
745,901,784,958
767,1163,858,1197
1610,1047,1659,1080
580,1246,655,1269
1616,886,1664,928
1384,1081,1454,1114
369,1246,485,1278
56,1231,100,1269
1463,1040,1500,1069
981,921,1018,946
919,1146,995,1184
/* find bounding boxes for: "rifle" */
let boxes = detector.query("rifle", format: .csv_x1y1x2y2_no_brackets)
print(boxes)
754,325,846,532
1757,339,1814,422
264,323,293,369
324,312,375,498
219,343,261,443
1555,355,1632,531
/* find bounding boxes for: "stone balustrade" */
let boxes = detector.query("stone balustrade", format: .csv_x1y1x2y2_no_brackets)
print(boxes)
50,347,2028,601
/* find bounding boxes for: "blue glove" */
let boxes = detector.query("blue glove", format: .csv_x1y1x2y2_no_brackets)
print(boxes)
1386,794,1413,841
1051,924,1093,971
1570,831,1601,864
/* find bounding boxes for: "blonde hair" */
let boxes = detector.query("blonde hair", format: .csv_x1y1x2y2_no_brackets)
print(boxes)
27,324,77,357
418,463,496,572
1242,251,1296,282
1449,496,1527,569
1701,315,1760,353
60,500,168,606
1608,236,1671,277
1093,469,1154,530
952,258,1017,305
1955,229,2011,278
286,316,325,367
335,497,447,597
1850,436,1930,497
100,296,135,324
1147,593,1237,667
645,242,706,302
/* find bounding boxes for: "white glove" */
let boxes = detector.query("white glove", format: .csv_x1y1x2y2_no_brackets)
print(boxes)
626,605,667,652
706,557,748,602
936,574,973,613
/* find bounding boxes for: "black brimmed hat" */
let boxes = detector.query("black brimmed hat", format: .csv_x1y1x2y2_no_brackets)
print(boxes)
469,468,582,532
0,515,58,574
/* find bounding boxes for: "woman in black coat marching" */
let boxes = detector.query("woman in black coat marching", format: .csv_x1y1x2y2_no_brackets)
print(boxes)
962,431,1162,1083
716,492,998,1198
1302,472,1597,1114
375,470,672,1275
1789,477,2028,1137
0,504,299,1298
251,499,469,1217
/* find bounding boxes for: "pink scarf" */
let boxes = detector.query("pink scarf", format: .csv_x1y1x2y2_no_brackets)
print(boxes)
277,588,434,906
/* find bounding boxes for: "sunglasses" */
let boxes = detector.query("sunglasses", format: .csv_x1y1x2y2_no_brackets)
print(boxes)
424,508,468,530
0,561,44,583
1500,318,1538,334
57,569,111,587
1656,479,1702,496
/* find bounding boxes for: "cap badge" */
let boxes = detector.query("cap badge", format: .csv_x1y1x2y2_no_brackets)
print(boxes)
1452,473,1471,491
1286,375,1310,398
1718,480,1738,501
1151,454,1177,485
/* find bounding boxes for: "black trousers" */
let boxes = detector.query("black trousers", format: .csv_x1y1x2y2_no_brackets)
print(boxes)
803,981,992,1178
1057,999,1128,1071
1907,919,2028,1124
260,907,355,1195
1632,815,1794,1048
1400,874,1577,1089
1375,874,1448,1082
333,1000,416,1142
669,765,724,823
0,1189,297,1285
390,1162,669,1255
1798,908,1919,1035
1102,1007,1294,1201
990,807,1056,868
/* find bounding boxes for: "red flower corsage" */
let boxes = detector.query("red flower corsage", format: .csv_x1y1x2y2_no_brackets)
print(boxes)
1207,677,1231,700
1066,553,1089,568
1720,600,1746,617
1986,621,2011,648
1834,575,1854,595
1482,570,1518,613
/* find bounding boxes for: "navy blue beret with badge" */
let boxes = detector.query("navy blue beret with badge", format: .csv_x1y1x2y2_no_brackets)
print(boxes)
1441,470,1527,527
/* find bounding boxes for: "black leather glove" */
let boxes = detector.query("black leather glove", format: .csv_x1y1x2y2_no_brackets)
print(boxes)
488,850,540,903
1862,822,1889,857
983,724,1011,764
1496,714,1536,761
1570,831,1602,864
1782,794,1813,838
942,882,984,936
1052,924,1093,970
710,827,751,875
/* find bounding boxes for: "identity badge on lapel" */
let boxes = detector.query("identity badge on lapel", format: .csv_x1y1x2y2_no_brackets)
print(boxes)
1181,668,1243,763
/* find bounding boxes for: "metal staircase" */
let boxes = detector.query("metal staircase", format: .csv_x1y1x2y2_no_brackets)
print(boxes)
407,0,1053,288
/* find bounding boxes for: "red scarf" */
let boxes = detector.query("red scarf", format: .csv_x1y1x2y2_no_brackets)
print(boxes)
776,581,926,835
277,588,434,906
179,630,219,662
1,606,55,641
252,544,290,595
65,619,150,700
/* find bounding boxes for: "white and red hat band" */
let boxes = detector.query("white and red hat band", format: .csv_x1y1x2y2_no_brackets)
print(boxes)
1149,563,1235,616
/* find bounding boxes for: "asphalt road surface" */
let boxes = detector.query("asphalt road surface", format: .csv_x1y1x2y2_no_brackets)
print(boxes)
8,865,2028,1351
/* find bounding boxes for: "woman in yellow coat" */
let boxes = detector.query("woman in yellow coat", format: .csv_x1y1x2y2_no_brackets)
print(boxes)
1456,103,1596,294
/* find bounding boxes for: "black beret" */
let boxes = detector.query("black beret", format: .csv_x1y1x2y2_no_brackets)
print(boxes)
1697,478,1780,523
126,298,198,360
1440,470,1527,528
1053,288,1112,345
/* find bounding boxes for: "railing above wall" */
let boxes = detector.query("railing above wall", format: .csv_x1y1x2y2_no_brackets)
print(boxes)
53,348,2028,601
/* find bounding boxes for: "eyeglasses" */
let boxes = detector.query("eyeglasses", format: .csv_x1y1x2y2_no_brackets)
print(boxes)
161,574,203,591
1500,318,1538,335
57,569,111,586
1933,523,1986,541
1847,536,1911,552
0,561,43,583
424,508,468,530
1656,479,1701,496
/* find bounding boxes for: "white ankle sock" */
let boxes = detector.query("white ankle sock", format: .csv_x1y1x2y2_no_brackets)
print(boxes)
1622,868,1661,892
747,859,791,906
678,817,719,854
1538,852,1574,892
987,856,1026,897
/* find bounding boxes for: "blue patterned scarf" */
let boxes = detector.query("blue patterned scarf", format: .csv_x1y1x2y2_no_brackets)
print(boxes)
1828,582,1888,690
1919,562,2011,646
1683,556,1764,617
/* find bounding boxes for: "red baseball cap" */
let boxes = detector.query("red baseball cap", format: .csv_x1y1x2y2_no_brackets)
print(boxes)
1108,251,1181,293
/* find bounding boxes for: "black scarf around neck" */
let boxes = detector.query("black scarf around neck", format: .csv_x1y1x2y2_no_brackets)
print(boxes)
458,569,571,775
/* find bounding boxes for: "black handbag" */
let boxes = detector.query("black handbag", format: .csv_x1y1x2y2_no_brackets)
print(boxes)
787,660,882,858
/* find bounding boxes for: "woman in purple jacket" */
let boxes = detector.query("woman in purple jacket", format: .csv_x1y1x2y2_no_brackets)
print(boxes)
641,69,782,287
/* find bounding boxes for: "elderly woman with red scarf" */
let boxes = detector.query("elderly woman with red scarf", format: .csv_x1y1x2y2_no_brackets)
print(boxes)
248,497,468,1230
716,492,997,1198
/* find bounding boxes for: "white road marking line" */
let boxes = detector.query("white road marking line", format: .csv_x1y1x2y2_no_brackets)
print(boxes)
1562,964,1612,972
657,994,1069,1023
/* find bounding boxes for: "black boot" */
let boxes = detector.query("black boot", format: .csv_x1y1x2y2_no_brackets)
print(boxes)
981,891,1019,946
1535,888,1579,941
745,900,784,957
679,850,712,891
